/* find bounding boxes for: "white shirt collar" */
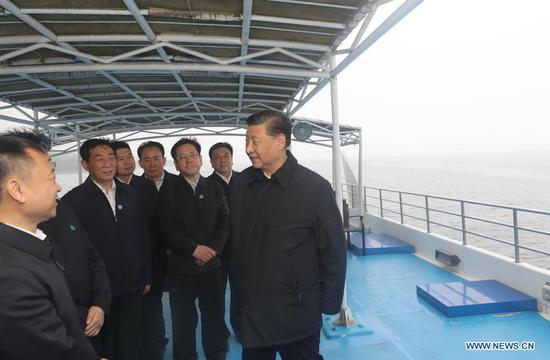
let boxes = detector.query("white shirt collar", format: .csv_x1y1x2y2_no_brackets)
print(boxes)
92,179,116,194
4,223,47,241
145,171,165,190
116,174,133,184
215,171,232,184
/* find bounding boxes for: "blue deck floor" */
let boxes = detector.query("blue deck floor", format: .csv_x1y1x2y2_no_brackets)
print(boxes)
163,253,550,359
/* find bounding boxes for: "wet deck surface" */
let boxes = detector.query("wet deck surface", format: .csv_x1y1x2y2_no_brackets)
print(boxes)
163,253,550,359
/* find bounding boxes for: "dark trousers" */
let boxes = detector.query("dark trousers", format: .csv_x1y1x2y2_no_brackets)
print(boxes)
242,332,323,360
102,291,144,360
228,272,243,343
143,286,167,360
169,269,228,360
219,256,231,338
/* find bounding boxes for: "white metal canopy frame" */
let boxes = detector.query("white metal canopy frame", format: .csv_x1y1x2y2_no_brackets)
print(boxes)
0,0,424,327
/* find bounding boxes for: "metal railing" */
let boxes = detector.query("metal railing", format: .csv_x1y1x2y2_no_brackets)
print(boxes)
342,183,550,267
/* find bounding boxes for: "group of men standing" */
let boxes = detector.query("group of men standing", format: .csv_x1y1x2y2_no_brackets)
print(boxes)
0,110,347,360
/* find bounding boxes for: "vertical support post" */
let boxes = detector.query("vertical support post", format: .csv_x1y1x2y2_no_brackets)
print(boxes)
425,196,430,233
461,201,467,245
399,192,404,224
358,127,364,214
379,188,383,217
33,109,39,131
363,188,367,213
329,52,355,327
76,124,82,185
330,53,343,217
513,208,520,263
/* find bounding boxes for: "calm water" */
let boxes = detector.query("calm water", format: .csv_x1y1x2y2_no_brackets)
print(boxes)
56,151,550,270
360,153,550,270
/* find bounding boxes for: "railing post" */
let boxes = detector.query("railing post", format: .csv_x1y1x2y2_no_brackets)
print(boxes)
399,192,404,224
513,208,520,263
425,195,430,233
461,201,467,245
379,188,383,218
363,187,367,213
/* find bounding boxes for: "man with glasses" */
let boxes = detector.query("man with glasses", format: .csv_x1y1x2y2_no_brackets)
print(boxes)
157,138,229,360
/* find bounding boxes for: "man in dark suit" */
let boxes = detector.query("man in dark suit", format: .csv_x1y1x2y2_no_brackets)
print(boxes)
0,134,98,360
112,140,167,360
157,138,229,360
207,142,240,340
63,138,151,360
41,200,111,355
137,141,178,192
231,110,347,360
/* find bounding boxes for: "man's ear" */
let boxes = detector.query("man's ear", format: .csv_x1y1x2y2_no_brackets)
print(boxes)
138,159,144,169
276,134,287,150
4,178,26,204
81,160,89,172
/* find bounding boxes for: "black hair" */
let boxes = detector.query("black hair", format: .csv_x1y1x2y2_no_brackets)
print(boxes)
246,110,292,148
79,138,114,161
137,141,165,160
208,142,233,159
0,129,51,152
170,138,201,160
0,135,47,201
111,140,131,154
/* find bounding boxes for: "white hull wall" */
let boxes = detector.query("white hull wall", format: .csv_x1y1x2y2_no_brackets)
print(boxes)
365,213,550,316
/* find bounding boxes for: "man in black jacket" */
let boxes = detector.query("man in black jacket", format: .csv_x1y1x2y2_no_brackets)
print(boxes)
40,200,111,355
0,134,98,360
63,138,151,360
137,141,177,191
112,140,167,360
230,110,347,360
157,138,229,360
207,142,240,340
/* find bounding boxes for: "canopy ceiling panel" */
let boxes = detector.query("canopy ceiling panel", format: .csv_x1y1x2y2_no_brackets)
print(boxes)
0,0,423,149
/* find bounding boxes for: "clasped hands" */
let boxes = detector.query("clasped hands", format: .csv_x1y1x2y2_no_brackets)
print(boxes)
192,244,216,266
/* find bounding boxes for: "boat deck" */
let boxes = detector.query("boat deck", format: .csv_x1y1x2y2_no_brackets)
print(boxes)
163,252,550,359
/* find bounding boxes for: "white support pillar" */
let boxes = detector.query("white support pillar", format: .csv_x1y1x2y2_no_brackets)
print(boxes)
32,109,39,130
330,53,343,215
330,52,356,327
76,125,83,184
358,127,364,212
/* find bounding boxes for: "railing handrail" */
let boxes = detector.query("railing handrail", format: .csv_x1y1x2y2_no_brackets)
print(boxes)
340,183,550,268
359,184,550,216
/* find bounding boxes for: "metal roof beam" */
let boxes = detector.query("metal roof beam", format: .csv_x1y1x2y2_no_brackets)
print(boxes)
0,0,57,41
0,0,166,125
289,0,424,116
0,63,328,79
122,0,205,121
0,34,330,52
2,8,346,29
266,0,359,10
332,0,424,78
237,0,254,116
44,112,258,125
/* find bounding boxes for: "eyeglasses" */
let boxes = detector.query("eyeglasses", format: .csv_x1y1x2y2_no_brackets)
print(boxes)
177,152,199,161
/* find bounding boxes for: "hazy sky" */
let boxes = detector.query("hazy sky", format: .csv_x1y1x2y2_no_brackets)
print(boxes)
296,0,550,157
1,0,549,162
